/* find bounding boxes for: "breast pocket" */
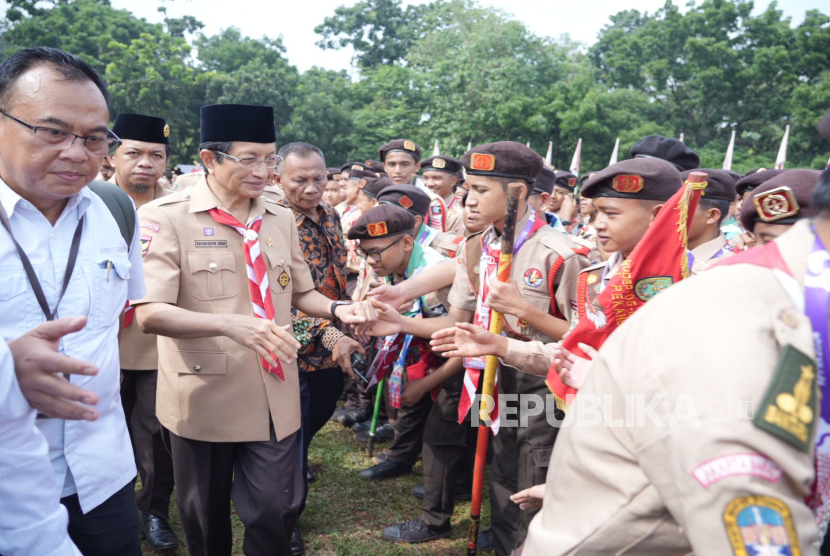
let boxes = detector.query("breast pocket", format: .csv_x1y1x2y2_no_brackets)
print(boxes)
0,271,33,328
188,252,239,300
84,257,130,330
265,250,293,297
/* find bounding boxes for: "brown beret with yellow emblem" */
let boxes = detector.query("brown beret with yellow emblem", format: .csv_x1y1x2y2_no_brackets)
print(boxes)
421,155,463,175
460,141,545,183
581,158,683,201
739,169,821,231
379,139,422,162
358,176,393,199
377,184,431,219
348,204,416,240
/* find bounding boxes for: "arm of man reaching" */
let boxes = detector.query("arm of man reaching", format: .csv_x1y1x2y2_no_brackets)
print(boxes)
137,295,375,370
361,299,473,341
400,356,464,408
430,322,595,387
367,258,455,310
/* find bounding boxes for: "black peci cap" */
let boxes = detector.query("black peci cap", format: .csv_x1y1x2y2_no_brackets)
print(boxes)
200,104,276,144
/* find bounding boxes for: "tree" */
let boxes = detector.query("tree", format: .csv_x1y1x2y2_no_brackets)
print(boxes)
314,0,433,68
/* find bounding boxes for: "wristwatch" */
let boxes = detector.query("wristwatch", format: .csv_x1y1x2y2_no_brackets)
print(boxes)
330,300,353,321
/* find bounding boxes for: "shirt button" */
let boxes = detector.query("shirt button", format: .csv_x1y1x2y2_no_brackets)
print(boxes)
66,445,74,454
193,365,202,372
781,312,799,328
209,263,218,271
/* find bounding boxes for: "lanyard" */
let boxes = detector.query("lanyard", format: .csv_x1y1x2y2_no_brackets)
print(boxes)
805,226,830,443
0,201,84,321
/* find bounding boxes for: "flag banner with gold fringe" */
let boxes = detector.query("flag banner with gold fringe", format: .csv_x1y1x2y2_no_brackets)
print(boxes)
546,173,708,409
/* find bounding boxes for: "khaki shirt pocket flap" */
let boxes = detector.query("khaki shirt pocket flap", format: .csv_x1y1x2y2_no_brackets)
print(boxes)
175,350,228,375
188,252,236,274
264,249,292,269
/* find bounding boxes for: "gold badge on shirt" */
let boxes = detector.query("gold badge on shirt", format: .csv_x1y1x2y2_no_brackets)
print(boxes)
278,271,291,289
753,344,816,452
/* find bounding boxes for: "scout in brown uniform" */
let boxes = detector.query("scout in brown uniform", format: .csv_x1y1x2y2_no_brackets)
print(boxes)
365,142,589,553
108,113,177,550
736,168,785,213
550,170,578,228
520,172,830,556
351,205,451,478
133,104,377,556
421,155,466,235
380,138,422,186
682,168,739,274
740,169,821,246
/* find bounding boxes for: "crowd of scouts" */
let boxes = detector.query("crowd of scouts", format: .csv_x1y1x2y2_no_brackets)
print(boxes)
2,46,830,556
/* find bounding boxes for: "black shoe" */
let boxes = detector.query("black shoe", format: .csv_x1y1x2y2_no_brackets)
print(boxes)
372,451,388,464
381,519,451,543
291,526,305,556
307,468,316,483
411,483,472,501
477,526,494,552
140,511,178,550
335,407,371,427
330,407,349,422
358,459,413,480
352,418,387,432
354,423,395,445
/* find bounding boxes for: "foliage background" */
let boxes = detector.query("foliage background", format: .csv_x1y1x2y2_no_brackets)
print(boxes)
2,0,829,173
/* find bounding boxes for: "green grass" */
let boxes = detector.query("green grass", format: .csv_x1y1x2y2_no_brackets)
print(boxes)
140,417,490,555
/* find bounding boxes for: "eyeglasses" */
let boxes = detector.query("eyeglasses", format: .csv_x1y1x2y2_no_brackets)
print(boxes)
0,111,121,156
215,151,281,170
356,235,405,262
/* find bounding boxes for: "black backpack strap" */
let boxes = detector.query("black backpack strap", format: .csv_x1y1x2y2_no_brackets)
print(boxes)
87,181,136,252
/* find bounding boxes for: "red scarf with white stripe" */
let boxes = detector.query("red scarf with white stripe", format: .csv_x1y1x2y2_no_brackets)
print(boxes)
208,207,284,380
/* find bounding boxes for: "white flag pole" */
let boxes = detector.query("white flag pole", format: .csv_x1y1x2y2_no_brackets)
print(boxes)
775,125,790,170
722,130,736,171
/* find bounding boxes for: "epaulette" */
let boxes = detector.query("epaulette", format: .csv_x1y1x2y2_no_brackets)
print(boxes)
538,228,579,259
153,187,192,207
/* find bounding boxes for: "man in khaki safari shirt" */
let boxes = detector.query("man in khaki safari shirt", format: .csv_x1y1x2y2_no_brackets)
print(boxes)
134,104,377,556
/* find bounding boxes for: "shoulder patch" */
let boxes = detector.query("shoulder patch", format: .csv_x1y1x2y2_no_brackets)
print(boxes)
753,344,817,452
692,453,782,488
723,495,799,555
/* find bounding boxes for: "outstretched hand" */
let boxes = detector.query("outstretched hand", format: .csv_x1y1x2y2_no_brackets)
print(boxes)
430,322,508,359
353,298,404,337
553,342,597,389
9,316,100,421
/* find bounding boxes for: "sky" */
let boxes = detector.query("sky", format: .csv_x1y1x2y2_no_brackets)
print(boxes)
105,0,827,73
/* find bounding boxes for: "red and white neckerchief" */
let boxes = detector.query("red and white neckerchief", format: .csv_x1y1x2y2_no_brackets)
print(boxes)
457,210,546,433
208,207,284,380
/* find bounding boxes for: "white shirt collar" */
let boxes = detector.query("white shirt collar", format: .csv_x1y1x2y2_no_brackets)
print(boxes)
0,177,93,222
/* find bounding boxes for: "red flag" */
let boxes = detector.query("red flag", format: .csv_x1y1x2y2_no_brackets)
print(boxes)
546,174,707,409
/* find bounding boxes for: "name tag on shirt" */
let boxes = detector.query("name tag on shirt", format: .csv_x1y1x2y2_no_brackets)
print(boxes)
195,240,228,248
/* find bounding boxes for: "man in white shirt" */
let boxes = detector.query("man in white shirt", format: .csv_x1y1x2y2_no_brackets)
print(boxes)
1,317,100,556
0,47,144,555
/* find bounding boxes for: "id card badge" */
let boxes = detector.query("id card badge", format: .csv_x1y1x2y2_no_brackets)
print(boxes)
388,362,404,409
463,356,487,370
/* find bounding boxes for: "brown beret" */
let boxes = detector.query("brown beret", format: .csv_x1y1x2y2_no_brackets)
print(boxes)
554,170,578,191
630,134,700,171
365,159,386,174
326,167,341,181
460,141,544,183
358,176,393,199
377,184,431,218
421,155,463,175
533,167,556,195
348,167,377,182
739,169,821,231
582,158,683,201
580,171,600,186
348,204,416,240
379,139,422,162
735,168,786,196
340,161,364,174
680,169,737,201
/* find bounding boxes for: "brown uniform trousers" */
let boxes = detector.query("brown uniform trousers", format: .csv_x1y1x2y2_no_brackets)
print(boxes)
137,177,314,556
447,209,589,555
523,220,822,555
114,178,175,519
420,373,476,529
